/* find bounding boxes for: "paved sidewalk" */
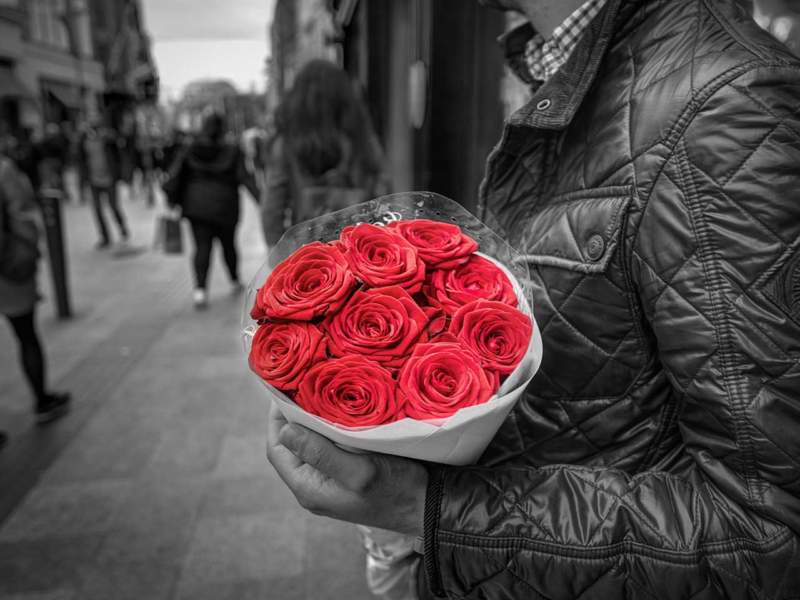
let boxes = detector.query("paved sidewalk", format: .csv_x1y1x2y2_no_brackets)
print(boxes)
0,188,373,599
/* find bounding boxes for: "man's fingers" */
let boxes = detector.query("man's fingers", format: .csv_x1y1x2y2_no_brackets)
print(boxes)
267,404,377,495
266,402,302,473
279,423,376,492
266,402,290,451
278,424,345,476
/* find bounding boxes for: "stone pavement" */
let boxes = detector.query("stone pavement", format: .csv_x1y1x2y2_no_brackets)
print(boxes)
0,187,373,599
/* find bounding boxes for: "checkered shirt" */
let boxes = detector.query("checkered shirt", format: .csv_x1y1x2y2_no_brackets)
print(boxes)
524,0,609,83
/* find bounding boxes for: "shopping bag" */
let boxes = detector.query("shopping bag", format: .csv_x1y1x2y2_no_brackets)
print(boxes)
154,213,183,254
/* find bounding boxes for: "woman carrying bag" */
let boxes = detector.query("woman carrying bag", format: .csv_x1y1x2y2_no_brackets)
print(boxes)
163,114,259,309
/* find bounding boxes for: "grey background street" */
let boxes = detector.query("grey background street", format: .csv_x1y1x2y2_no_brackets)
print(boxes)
0,192,372,600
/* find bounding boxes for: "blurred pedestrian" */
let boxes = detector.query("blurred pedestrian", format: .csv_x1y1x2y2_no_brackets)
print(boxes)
80,119,129,249
73,120,91,204
137,138,158,208
262,59,388,247
163,112,258,309
6,129,38,190
117,111,139,200
63,119,88,204
0,146,70,432
34,122,68,195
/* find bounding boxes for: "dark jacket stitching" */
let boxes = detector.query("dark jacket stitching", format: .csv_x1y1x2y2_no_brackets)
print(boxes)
424,466,446,598
675,141,761,505
436,526,794,563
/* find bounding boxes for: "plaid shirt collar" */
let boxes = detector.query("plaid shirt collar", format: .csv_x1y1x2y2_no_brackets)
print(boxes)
524,0,609,83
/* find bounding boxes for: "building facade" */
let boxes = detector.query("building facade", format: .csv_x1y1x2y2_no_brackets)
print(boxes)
86,0,158,130
171,79,264,135
266,0,507,211
267,0,336,112
0,0,104,135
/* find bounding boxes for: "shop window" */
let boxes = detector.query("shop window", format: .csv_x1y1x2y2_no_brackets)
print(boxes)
28,0,70,50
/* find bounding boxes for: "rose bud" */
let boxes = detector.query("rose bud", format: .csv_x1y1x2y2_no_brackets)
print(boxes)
338,223,426,293
296,356,405,427
423,254,517,315
399,341,495,420
387,219,478,270
251,242,357,321
249,322,327,391
449,300,532,376
324,286,428,368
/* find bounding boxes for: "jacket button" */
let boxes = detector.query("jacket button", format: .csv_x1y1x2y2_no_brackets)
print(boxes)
536,98,552,111
586,234,605,261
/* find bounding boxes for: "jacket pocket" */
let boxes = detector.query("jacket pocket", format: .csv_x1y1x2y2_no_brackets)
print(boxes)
505,185,650,448
514,186,632,274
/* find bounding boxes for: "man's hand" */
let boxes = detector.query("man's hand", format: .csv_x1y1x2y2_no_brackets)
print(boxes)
266,403,428,536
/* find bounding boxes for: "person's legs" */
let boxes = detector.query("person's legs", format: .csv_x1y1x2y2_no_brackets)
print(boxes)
90,186,111,247
215,223,240,285
106,184,129,239
5,311,70,423
6,311,46,402
189,220,214,307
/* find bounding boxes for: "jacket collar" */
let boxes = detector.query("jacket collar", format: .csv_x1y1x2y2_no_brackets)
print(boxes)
502,0,624,130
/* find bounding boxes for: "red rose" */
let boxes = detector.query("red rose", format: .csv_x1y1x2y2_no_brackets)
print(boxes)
249,322,327,391
250,242,357,321
338,223,426,293
297,356,405,427
324,286,428,368
387,219,478,269
398,341,495,420
423,254,517,315
449,300,532,376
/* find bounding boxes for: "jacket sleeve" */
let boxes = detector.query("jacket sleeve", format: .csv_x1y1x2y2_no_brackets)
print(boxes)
261,137,292,247
420,68,800,599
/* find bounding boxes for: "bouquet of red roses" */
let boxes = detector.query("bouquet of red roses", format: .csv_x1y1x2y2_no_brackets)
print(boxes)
242,192,541,465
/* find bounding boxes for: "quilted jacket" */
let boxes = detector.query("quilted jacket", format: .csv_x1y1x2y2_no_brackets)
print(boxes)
420,0,800,598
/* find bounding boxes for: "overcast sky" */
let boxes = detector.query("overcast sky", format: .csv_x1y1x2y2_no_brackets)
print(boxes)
141,0,276,100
